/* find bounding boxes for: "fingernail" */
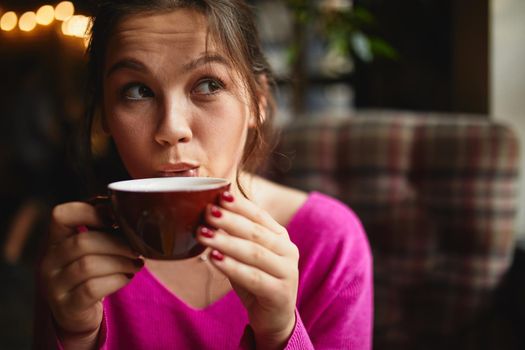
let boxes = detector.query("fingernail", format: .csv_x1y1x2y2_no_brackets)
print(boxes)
222,191,234,203
211,206,222,218
76,225,89,233
211,250,224,261
134,258,144,267
199,226,215,238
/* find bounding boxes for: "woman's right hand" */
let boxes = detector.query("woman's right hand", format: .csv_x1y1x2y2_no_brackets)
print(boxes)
40,202,142,349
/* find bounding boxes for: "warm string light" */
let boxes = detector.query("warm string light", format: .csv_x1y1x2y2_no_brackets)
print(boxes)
55,1,74,21
19,12,37,32
0,1,90,44
0,12,17,32
62,15,91,37
36,5,55,26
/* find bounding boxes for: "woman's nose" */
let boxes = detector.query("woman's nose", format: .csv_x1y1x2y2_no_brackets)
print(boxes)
154,102,193,146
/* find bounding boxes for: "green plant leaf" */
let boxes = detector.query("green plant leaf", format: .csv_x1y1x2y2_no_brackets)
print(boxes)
351,7,375,26
369,37,399,60
351,32,373,62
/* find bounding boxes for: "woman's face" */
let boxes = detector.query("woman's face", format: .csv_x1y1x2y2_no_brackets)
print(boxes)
103,9,254,186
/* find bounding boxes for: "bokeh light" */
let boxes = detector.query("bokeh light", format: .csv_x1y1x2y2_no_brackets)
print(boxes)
36,5,55,25
62,15,90,38
55,1,75,21
19,12,37,32
0,11,18,32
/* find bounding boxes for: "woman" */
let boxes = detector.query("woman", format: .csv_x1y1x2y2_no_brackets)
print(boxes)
36,1,372,349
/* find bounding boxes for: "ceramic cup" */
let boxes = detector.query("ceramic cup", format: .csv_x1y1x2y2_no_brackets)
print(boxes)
101,177,230,260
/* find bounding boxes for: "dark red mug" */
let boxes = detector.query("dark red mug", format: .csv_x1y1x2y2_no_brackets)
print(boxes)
92,177,230,260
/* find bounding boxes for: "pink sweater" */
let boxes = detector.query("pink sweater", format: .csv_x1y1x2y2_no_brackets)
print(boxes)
37,192,373,349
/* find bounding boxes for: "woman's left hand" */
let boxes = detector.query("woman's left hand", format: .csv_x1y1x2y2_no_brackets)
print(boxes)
197,191,299,349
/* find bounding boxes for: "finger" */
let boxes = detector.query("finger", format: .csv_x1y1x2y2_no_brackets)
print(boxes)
219,191,287,236
49,202,105,245
206,205,290,256
52,255,144,297
208,250,286,299
49,231,138,270
197,227,289,278
64,274,133,312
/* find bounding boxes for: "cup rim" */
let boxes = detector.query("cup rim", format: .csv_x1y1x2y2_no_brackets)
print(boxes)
108,177,230,193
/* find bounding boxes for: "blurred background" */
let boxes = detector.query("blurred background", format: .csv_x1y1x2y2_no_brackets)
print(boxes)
1,0,524,349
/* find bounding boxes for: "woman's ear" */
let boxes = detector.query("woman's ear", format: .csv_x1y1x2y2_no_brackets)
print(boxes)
250,94,267,128
249,74,269,128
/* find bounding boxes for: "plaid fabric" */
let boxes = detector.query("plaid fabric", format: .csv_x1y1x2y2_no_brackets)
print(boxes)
268,110,520,350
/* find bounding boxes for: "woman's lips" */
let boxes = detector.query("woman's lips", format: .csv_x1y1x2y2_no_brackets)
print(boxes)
158,168,199,177
157,162,199,177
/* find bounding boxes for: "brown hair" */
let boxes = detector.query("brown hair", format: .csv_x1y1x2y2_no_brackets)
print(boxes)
83,0,276,194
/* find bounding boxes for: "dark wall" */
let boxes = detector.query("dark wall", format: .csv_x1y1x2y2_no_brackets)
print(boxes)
354,0,489,114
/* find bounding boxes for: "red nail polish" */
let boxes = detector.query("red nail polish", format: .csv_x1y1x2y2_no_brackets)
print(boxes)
211,250,224,261
222,191,234,203
211,206,222,218
76,225,89,233
200,226,215,238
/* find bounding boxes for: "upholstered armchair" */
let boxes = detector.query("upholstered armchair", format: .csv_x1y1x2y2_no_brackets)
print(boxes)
269,110,520,349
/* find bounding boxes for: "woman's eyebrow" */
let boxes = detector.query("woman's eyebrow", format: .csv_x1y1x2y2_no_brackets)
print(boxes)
106,54,231,79
182,54,231,71
106,58,148,78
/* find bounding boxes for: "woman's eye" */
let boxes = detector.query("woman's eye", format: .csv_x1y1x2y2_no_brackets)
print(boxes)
193,79,224,95
122,83,154,100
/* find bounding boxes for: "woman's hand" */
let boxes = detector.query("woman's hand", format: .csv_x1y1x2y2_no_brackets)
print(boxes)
197,191,300,349
40,202,143,349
